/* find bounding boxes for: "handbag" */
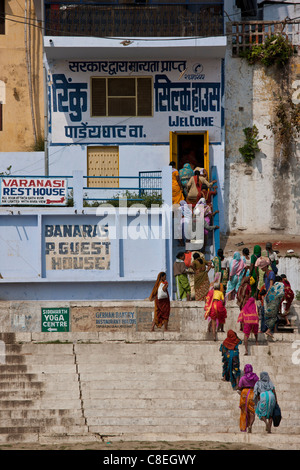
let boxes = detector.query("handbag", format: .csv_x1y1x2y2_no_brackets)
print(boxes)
157,283,168,300
272,402,282,427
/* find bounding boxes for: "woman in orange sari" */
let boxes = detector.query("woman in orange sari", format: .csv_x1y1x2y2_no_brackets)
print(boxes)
149,272,170,331
238,364,259,433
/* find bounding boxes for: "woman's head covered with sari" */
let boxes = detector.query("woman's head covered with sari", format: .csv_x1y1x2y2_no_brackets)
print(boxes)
223,330,240,350
239,364,259,388
253,245,261,257
254,371,275,397
230,252,246,277
213,272,221,290
255,256,270,269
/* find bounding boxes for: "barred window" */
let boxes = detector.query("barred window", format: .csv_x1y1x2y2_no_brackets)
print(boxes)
91,77,152,117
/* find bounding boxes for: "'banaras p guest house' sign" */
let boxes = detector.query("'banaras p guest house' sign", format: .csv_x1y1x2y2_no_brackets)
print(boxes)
0,177,68,205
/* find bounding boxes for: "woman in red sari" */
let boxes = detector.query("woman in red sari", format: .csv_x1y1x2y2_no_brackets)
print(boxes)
204,273,227,340
149,272,170,331
279,274,294,326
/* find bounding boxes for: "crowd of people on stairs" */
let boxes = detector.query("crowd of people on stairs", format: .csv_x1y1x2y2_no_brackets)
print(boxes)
170,161,219,247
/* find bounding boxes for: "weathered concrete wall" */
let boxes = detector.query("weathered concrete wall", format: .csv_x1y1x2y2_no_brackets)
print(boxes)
0,0,44,151
224,39,300,236
0,299,298,337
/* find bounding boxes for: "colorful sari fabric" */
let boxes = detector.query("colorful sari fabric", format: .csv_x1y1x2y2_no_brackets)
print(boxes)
153,294,170,328
212,254,229,291
239,388,256,432
186,175,202,206
237,297,259,325
192,257,210,301
149,273,170,328
179,163,194,196
172,169,184,205
254,372,276,420
281,278,294,311
204,288,227,324
255,390,276,420
250,245,261,296
225,252,246,300
236,276,251,310
239,363,259,431
264,281,285,330
219,331,242,389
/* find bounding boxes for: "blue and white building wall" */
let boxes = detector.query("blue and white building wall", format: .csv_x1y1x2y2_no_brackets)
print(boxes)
44,36,227,225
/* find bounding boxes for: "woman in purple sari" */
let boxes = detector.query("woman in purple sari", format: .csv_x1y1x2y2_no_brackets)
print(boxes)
238,364,259,433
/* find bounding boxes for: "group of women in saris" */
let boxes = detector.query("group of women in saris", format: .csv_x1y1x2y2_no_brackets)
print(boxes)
219,330,279,434
238,365,278,434
170,162,219,248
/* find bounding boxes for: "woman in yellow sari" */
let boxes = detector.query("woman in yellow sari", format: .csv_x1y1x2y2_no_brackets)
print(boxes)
170,161,184,205
191,252,212,301
238,364,259,433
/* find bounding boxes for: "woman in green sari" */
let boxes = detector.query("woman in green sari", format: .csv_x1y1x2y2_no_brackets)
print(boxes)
249,245,261,297
213,248,229,292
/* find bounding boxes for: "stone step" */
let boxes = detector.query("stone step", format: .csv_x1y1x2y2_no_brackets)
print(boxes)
0,417,86,428
80,381,300,395
0,400,82,410
4,354,75,365
0,364,77,374
0,425,87,435
0,389,80,400
0,409,84,419
0,373,78,382
0,381,79,391
86,424,300,436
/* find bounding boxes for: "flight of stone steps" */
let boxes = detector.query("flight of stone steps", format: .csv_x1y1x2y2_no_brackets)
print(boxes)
0,301,299,449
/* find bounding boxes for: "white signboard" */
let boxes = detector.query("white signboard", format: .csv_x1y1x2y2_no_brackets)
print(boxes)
0,177,68,205
49,58,222,144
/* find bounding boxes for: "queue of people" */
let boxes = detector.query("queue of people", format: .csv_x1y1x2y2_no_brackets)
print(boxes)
170,161,219,247
149,241,288,434
219,333,281,434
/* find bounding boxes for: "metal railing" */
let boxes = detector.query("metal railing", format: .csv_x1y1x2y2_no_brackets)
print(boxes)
44,2,224,38
83,174,162,203
228,20,299,57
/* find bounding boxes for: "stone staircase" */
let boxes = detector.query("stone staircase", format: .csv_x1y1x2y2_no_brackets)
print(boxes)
0,336,88,444
0,301,299,450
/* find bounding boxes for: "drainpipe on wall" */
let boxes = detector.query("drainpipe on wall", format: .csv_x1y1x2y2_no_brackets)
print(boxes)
41,0,49,176
25,0,37,146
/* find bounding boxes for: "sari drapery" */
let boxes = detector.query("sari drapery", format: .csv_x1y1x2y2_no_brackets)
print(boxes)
220,331,242,389
172,169,184,205
192,257,210,301
264,281,285,330
204,288,227,325
226,252,246,299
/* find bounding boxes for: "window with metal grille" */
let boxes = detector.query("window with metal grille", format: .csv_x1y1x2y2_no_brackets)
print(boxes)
91,77,152,117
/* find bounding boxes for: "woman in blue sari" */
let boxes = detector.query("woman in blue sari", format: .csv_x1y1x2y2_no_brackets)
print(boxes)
254,372,277,433
179,163,194,197
226,252,246,301
219,330,242,389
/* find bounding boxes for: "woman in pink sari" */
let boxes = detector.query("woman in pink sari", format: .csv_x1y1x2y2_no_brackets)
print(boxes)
225,252,247,301
238,364,259,433
237,297,259,355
